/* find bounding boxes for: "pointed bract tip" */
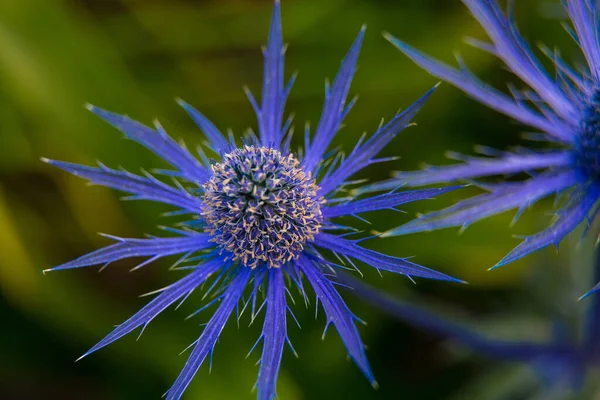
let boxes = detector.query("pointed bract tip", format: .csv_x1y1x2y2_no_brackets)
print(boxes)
272,0,281,18
152,119,163,129
579,285,600,301
379,223,421,237
371,380,380,390
351,25,366,47
40,157,51,164
578,292,592,302
84,102,95,111
381,31,393,41
488,261,506,271
383,34,413,53
434,81,442,89
74,352,90,363
379,229,395,238
442,274,468,284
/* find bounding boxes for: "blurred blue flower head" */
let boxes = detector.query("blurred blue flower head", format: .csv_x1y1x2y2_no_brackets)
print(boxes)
369,0,600,295
342,272,593,398
43,1,460,399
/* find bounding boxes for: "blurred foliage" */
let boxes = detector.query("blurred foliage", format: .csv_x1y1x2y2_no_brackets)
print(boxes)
1,0,598,399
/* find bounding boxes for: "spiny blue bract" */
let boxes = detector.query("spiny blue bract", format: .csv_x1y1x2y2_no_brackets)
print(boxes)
43,2,461,399
343,273,592,397
366,0,600,296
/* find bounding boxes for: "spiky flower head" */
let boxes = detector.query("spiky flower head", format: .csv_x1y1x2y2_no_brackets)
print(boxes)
203,145,323,269
369,0,600,296
43,2,461,399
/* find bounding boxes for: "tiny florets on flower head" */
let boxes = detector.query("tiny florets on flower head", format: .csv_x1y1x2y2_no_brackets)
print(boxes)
41,1,463,399
203,145,324,268
578,88,600,178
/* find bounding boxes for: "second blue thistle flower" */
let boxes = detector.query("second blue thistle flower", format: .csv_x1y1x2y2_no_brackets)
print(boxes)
371,0,600,295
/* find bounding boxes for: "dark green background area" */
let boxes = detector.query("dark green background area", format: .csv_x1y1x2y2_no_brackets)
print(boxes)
0,0,595,399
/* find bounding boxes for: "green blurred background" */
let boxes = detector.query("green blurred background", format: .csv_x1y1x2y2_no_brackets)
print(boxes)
1,0,596,399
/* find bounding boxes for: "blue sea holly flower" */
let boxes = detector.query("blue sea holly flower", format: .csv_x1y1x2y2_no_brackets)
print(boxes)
369,0,600,293
43,2,461,399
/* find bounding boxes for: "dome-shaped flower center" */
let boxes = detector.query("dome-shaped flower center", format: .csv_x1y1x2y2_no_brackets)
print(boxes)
202,146,324,268
578,92,600,178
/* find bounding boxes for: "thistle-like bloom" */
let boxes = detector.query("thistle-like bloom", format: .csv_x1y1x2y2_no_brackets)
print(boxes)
43,2,461,399
366,0,600,293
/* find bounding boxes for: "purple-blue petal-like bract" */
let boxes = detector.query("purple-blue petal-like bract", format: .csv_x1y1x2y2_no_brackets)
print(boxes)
372,0,600,292
339,272,589,396
43,1,461,399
